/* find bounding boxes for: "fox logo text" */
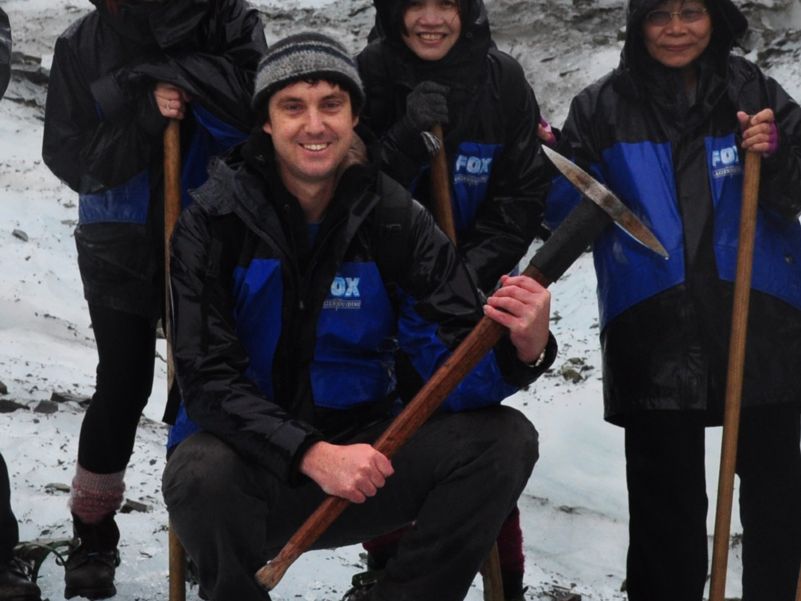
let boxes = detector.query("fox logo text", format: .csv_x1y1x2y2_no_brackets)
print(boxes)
455,154,493,175
324,276,361,310
711,144,741,179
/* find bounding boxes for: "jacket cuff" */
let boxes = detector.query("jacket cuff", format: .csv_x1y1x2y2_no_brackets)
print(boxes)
286,428,325,486
136,88,169,138
90,72,131,122
386,116,431,165
495,331,558,388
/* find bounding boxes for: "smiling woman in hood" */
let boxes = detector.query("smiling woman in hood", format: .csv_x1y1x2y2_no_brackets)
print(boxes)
350,1,554,599
544,1,801,600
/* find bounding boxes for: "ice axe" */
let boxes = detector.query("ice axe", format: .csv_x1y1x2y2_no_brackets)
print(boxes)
708,148,762,601
163,118,186,601
254,146,668,591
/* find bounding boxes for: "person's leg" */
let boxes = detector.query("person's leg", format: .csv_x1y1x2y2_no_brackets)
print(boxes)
365,406,538,601
353,508,526,601
165,406,538,601
496,507,525,600
624,412,707,601
737,406,801,601
66,304,156,599
0,452,42,600
0,452,18,563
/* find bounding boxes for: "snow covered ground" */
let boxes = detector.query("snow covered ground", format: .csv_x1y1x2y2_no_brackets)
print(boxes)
4,0,799,599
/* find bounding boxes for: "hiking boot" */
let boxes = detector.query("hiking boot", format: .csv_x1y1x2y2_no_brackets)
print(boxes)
64,513,120,600
341,567,381,601
0,556,42,601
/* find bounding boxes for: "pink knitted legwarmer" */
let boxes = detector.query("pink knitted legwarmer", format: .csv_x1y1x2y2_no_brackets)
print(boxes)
70,464,125,525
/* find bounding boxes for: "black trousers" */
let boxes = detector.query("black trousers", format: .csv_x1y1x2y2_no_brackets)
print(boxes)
78,304,156,474
625,406,801,601
0,453,18,562
163,406,538,601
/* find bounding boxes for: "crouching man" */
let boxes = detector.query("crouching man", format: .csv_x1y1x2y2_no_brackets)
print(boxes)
162,33,556,601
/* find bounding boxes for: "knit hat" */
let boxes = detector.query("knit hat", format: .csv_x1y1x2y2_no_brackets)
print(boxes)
252,32,364,115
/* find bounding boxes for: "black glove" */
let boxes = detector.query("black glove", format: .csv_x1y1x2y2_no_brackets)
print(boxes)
404,80,449,132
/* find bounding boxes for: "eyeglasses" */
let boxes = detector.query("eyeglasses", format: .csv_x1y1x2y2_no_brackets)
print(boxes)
645,7,708,26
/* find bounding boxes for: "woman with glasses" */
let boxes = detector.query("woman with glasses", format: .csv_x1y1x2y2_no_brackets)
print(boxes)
41,1,265,598
546,1,801,599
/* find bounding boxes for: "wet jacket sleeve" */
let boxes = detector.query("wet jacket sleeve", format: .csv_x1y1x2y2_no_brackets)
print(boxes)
170,204,323,482
42,0,265,194
130,0,266,131
754,73,801,220
543,87,607,231
460,56,551,291
395,196,555,411
0,8,10,99
42,35,166,193
356,48,432,187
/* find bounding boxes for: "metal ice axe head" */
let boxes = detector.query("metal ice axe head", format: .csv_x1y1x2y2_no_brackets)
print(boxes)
522,146,669,287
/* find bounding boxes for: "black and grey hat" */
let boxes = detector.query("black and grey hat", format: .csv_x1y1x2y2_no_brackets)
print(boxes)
252,32,365,114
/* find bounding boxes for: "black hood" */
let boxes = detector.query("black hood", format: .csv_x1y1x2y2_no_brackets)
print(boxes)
370,0,492,88
89,0,210,48
623,0,748,74
373,0,485,43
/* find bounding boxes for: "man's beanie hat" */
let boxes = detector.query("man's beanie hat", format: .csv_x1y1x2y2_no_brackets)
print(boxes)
252,32,365,114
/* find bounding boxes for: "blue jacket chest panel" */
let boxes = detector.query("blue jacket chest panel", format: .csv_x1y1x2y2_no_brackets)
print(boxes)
78,105,247,225
706,134,801,309
78,170,151,224
545,137,801,327
396,293,517,412
451,141,503,234
231,258,284,399
411,141,503,234
312,262,397,409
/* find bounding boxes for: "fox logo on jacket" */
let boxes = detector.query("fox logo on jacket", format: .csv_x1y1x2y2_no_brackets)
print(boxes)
324,275,361,310
711,143,742,179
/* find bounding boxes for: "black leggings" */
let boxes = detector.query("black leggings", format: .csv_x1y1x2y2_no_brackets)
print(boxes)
77,304,157,474
624,406,801,601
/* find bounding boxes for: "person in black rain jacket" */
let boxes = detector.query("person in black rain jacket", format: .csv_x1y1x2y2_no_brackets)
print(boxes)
352,2,554,597
163,33,556,601
41,1,265,597
545,1,801,599
0,11,43,601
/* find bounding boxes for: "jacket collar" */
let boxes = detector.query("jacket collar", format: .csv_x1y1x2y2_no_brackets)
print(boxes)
196,131,383,263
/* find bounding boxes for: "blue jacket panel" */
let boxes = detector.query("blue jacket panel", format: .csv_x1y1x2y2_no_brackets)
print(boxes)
546,136,801,327
78,105,246,225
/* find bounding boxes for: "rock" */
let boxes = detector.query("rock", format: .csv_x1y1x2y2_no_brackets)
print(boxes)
33,400,59,414
0,399,27,413
120,499,151,514
0,381,7,395
12,229,29,242
50,391,91,407
560,366,584,383
44,482,71,494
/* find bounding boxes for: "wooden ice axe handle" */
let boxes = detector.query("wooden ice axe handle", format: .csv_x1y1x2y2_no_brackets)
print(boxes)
430,124,457,243
708,150,761,601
